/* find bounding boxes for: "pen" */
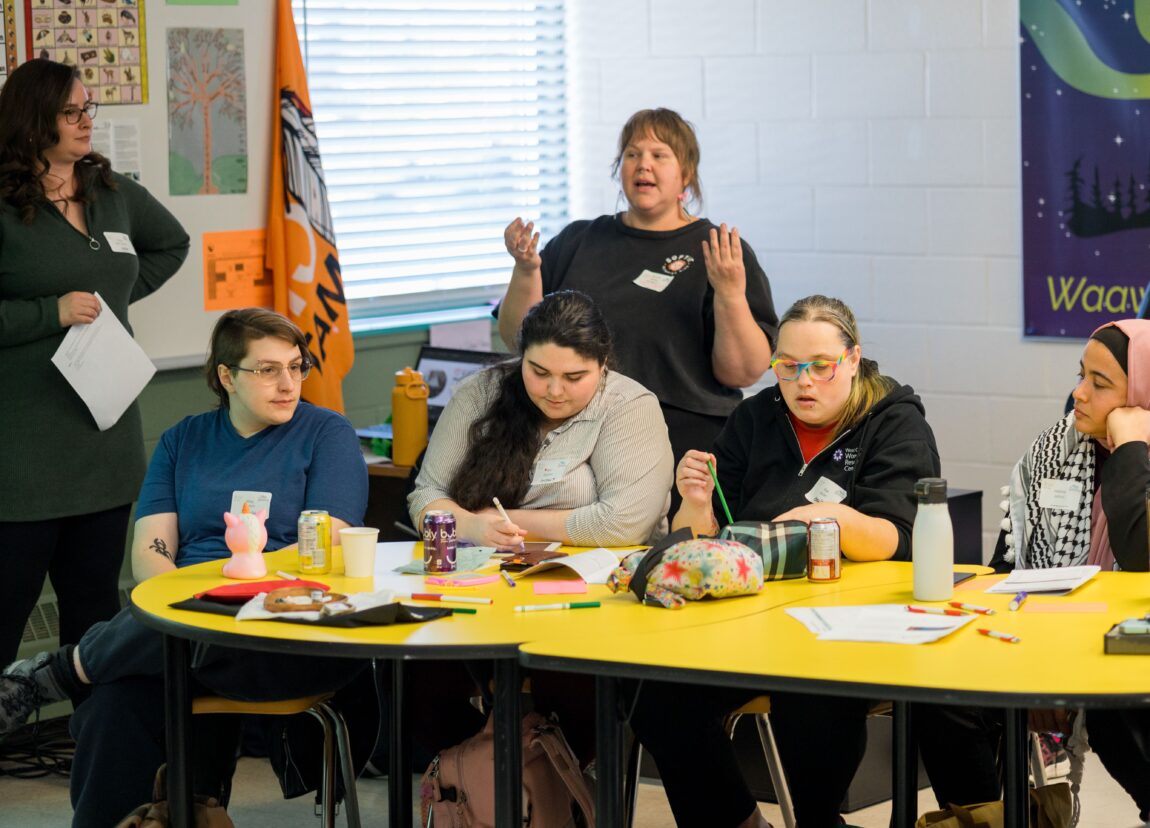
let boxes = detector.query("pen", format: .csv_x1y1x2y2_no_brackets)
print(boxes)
493,497,525,551
949,602,995,616
449,607,477,615
707,459,735,526
513,601,601,612
1008,592,1028,612
978,628,1021,644
500,570,517,588
906,605,967,617
410,593,493,605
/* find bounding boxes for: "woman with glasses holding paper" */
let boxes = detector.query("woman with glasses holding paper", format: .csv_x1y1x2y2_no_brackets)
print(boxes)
631,295,941,828
0,59,189,666
917,320,1150,821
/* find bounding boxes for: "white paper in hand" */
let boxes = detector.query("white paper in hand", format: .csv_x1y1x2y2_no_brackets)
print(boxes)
51,292,156,431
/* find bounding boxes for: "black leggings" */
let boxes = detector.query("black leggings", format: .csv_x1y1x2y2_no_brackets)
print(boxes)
0,505,131,665
660,404,729,518
629,679,871,828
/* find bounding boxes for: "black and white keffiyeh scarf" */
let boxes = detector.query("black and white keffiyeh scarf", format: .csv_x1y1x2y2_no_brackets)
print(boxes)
1001,412,1095,569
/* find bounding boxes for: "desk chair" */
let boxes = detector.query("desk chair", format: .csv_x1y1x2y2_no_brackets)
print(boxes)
625,695,797,828
191,694,361,828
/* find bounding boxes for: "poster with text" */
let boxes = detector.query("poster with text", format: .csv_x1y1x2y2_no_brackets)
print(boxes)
1022,0,1150,336
24,0,148,104
166,27,247,195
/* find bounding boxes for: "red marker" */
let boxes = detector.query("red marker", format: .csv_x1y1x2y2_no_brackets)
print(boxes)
949,601,995,616
906,605,967,617
978,628,1021,644
410,593,492,605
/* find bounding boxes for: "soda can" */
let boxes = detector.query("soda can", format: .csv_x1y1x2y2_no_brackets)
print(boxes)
807,517,841,582
298,509,332,575
423,510,457,573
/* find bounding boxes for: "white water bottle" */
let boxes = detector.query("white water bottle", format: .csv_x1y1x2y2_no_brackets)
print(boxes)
912,478,954,601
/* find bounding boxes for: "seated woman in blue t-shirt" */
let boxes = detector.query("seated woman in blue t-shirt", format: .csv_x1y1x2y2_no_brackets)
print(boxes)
0,309,368,825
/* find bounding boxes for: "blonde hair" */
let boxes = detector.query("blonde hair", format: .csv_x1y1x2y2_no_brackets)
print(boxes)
779,295,895,439
610,108,702,210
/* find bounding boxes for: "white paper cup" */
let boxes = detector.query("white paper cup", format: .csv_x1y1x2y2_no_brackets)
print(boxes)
340,527,380,578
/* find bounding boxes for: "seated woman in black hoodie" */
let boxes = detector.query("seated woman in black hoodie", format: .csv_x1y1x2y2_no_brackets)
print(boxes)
630,294,941,828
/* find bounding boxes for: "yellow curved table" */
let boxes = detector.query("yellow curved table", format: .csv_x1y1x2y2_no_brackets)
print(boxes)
521,568,1150,828
129,548,972,828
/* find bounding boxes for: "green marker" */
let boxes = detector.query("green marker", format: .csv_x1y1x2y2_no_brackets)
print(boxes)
707,459,734,525
513,601,601,612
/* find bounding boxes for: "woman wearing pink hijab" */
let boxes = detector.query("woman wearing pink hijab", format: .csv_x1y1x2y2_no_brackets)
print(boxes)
915,320,1150,822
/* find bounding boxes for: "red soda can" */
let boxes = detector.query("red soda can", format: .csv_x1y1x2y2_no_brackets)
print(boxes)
422,510,457,573
807,517,841,582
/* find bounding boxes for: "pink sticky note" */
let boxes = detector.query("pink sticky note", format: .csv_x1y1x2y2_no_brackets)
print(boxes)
534,580,587,595
1024,602,1108,614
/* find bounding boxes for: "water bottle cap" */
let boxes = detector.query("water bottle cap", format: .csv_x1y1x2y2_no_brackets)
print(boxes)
395,367,424,385
915,477,948,504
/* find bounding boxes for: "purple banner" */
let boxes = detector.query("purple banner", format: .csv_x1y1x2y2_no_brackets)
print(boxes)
1021,0,1150,337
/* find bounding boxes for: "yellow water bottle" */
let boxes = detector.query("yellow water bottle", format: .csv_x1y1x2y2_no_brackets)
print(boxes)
392,367,429,466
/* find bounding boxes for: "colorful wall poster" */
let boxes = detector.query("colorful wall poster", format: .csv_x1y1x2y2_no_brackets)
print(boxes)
24,0,148,104
166,27,247,195
203,229,270,310
1021,0,1150,337
2,0,17,84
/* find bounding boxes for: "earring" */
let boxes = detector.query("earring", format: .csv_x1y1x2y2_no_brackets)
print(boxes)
677,192,686,202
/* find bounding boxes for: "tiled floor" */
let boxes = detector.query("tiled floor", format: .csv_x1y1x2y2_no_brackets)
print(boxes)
1,730,1147,827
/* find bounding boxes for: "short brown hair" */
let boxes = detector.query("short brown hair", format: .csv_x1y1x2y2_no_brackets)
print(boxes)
204,309,310,408
611,108,703,209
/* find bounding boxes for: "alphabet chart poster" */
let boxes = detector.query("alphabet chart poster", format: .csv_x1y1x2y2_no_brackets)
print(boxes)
2,0,15,83
24,0,148,104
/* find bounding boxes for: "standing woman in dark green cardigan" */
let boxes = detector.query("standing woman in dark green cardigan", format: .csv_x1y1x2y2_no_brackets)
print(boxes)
0,60,189,664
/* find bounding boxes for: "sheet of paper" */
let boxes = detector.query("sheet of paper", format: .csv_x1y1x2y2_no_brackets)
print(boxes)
429,319,493,351
534,580,588,595
515,548,621,584
984,565,1100,594
51,293,156,431
392,546,496,574
786,605,977,644
425,574,500,587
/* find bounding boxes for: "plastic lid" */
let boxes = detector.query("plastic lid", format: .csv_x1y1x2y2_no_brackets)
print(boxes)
395,366,424,384
914,477,948,504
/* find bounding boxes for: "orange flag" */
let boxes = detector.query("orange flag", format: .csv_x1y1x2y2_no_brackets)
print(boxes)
267,0,353,412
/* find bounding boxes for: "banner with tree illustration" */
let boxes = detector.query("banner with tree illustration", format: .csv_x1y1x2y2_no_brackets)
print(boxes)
1021,0,1150,337
166,27,247,195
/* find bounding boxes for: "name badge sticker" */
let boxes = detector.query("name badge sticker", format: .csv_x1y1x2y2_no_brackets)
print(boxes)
103,232,137,255
1038,479,1084,511
633,269,674,293
532,458,572,486
231,490,273,515
804,476,848,504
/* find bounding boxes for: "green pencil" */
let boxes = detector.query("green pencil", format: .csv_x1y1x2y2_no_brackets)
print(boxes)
707,459,734,525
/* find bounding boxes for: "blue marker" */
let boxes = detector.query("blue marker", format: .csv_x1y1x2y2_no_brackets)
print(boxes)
1007,591,1028,612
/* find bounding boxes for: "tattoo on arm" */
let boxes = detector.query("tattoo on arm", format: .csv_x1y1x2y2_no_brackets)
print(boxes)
150,538,175,563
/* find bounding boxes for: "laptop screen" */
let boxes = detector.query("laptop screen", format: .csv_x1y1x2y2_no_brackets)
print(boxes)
414,346,506,430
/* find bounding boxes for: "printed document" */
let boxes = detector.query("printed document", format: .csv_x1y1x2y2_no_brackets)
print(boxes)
984,565,1100,595
787,605,976,644
51,293,156,431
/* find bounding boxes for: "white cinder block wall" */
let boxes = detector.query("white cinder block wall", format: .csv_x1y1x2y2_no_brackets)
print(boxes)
566,0,1088,561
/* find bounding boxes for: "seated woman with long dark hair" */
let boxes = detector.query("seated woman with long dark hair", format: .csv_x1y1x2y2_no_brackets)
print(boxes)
409,289,674,549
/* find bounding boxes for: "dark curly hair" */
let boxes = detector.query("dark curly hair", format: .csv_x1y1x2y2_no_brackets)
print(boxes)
448,291,614,511
0,59,114,224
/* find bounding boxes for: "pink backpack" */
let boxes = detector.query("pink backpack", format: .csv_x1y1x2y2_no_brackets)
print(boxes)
419,711,595,827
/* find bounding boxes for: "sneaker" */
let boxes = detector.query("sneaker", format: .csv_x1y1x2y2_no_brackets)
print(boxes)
0,652,67,737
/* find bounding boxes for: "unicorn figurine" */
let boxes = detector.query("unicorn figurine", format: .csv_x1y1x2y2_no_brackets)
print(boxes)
222,502,269,579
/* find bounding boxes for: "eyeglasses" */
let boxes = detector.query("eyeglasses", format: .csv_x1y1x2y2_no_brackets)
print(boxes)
59,102,98,125
230,361,311,385
770,349,850,382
